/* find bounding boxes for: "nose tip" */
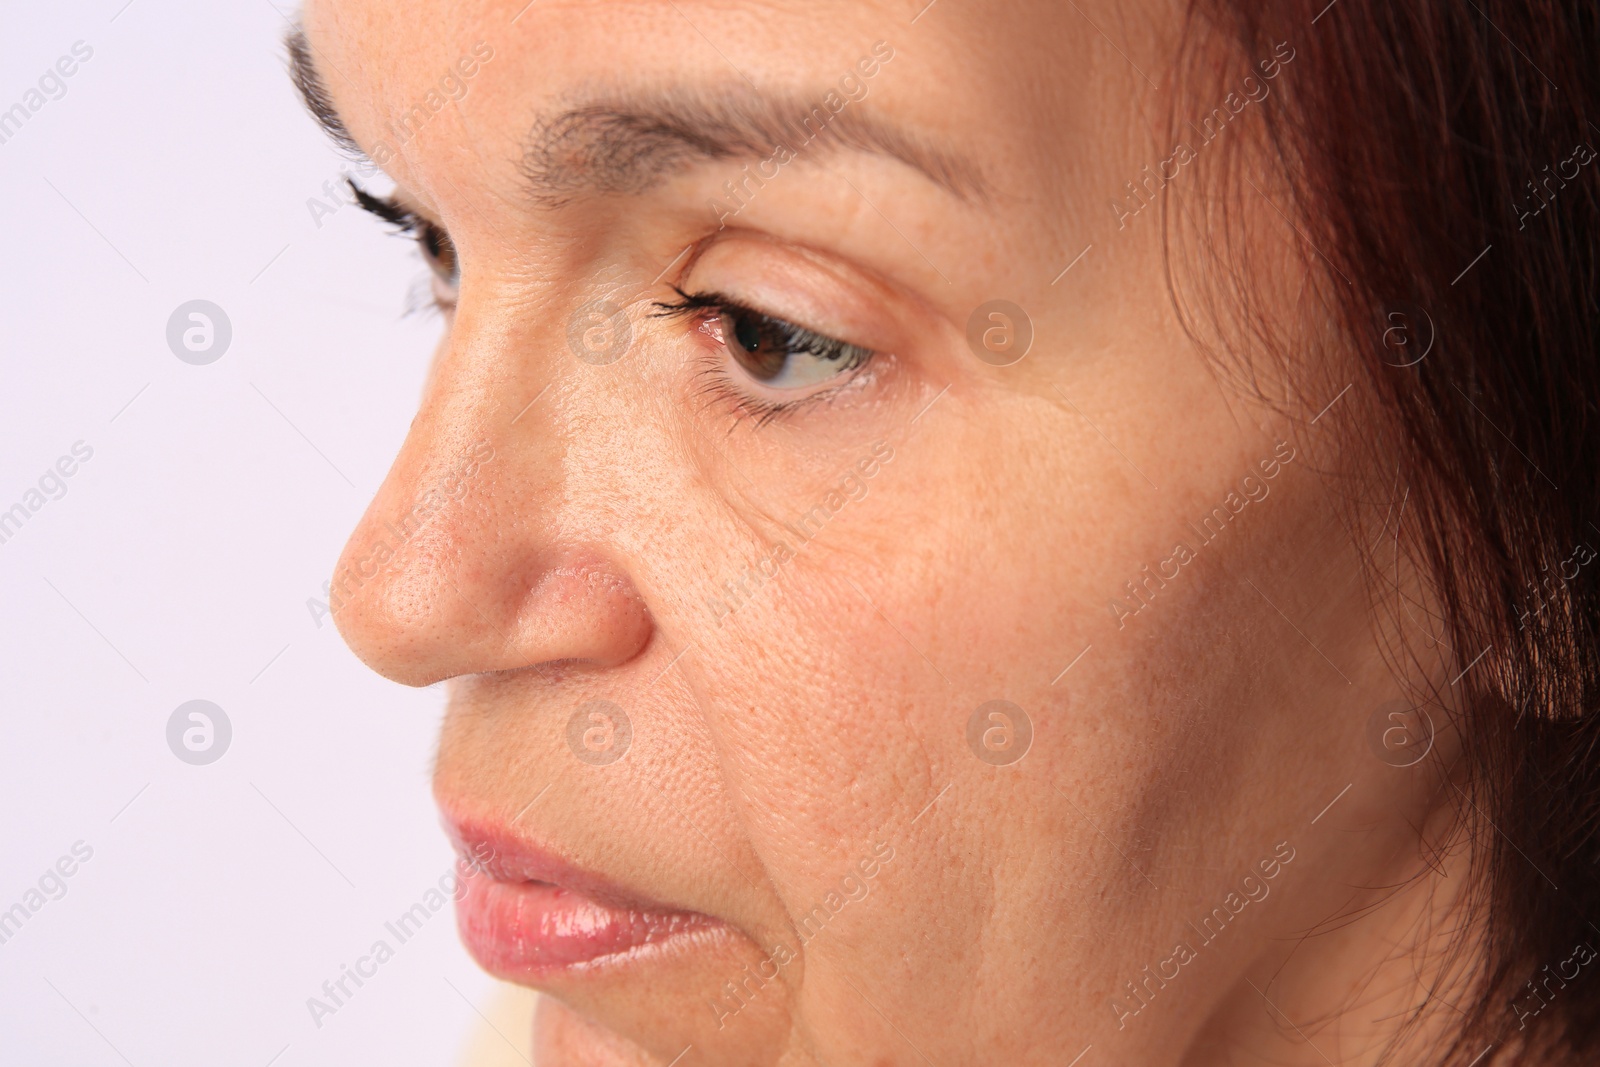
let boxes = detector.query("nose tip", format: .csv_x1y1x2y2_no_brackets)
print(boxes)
333,536,655,687
327,294,659,689
329,417,655,686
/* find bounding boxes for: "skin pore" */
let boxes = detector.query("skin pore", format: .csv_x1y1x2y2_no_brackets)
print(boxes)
302,1,1475,1063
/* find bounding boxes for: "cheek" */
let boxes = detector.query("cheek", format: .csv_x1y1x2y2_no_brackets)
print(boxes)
710,371,1342,966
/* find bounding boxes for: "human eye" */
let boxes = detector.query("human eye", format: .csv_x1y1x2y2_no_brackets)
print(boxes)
652,287,877,418
349,180,460,310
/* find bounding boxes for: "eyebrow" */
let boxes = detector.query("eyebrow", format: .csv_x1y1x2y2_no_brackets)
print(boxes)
287,25,988,208
520,89,989,207
287,27,363,159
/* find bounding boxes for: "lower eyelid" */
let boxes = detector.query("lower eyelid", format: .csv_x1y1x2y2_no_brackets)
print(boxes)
431,276,458,309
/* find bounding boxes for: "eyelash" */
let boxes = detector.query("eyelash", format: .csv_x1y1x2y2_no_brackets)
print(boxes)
348,185,873,426
349,180,459,307
651,287,876,426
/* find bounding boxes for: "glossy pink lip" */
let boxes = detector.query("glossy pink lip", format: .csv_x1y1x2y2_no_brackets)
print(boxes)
447,817,718,976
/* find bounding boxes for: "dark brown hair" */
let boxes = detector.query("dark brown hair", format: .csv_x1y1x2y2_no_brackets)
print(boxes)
1179,1,1600,1062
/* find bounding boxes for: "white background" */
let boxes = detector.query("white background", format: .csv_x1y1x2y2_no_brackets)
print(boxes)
0,2,501,1063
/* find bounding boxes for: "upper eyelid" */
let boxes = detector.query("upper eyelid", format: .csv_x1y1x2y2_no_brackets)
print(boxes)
349,180,446,236
667,232,904,354
650,287,759,326
652,287,875,354
659,290,877,412
351,196,868,366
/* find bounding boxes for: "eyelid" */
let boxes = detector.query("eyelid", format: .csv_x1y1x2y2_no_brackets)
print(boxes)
349,179,442,233
351,179,459,310
669,229,905,357
652,286,877,366
653,287,882,425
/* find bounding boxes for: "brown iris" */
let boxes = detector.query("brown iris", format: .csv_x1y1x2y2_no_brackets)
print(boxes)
721,308,788,382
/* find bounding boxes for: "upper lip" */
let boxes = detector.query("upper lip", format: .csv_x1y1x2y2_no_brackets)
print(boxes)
443,808,707,917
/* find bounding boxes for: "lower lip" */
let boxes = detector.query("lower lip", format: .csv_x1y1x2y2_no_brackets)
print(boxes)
455,864,713,975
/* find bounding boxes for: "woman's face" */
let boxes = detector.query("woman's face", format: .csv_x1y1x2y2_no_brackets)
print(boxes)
306,1,1438,1062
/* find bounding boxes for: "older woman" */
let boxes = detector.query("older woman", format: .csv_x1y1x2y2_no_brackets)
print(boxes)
290,1,1600,1063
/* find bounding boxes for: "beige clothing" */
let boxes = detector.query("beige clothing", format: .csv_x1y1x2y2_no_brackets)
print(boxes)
458,982,540,1066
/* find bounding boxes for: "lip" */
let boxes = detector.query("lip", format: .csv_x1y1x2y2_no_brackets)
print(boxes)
446,816,720,977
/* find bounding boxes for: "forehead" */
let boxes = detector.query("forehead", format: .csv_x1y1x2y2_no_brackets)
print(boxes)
305,0,953,73
297,0,1108,207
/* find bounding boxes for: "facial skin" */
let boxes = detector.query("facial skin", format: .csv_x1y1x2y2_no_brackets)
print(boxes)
303,1,1467,1064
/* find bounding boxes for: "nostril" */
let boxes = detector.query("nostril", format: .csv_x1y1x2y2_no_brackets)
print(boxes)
332,549,655,687
509,558,655,671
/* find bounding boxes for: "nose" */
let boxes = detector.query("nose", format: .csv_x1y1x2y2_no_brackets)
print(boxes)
330,324,654,688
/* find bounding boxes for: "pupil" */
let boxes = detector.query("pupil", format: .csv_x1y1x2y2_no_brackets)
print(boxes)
724,311,787,381
733,314,764,354
422,226,457,282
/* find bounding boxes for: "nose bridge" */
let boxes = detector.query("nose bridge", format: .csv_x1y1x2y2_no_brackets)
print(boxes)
330,296,655,687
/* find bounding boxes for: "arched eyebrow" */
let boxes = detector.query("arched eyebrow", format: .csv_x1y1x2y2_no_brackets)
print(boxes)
519,89,990,208
287,25,989,209
287,26,364,160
